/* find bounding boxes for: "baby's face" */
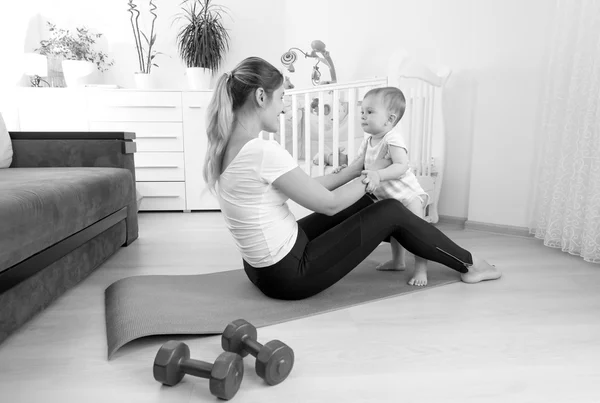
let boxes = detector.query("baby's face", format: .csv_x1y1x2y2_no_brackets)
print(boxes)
360,95,391,136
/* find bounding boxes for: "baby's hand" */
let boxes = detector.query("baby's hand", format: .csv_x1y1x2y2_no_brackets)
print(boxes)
362,170,381,193
332,164,347,174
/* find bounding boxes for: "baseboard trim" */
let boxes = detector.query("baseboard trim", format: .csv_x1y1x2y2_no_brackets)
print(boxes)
437,215,467,229
464,220,533,238
435,215,533,238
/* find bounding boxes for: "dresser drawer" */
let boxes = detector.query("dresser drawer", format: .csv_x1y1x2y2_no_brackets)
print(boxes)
89,121,183,152
87,91,182,122
182,91,213,108
88,90,182,107
137,182,186,211
88,106,182,122
135,152,185,181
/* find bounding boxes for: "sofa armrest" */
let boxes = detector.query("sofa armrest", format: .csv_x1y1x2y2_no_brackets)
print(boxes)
8,131,137,182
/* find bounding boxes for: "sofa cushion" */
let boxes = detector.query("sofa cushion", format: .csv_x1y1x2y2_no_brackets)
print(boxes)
0,112,13,168
0,167,134,272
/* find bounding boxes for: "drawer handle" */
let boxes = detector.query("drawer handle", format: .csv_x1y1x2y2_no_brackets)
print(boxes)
137,135,179,139
137,165,180,169
108,105,178,109
143,195,181,199
188,105,203,109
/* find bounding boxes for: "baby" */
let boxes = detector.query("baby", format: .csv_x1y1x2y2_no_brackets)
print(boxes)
335,87,430,286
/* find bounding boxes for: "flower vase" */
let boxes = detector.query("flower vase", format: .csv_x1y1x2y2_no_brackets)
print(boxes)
47,56,66,87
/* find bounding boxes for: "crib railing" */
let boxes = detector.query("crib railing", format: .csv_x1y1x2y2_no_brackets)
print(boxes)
262,77,388,176
396,75,448,181
397,68,450,223
262,71,448,223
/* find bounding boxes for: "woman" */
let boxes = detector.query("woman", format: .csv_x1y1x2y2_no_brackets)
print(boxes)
203,56,501,301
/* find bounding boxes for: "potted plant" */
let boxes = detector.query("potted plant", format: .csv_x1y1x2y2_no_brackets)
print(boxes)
175,0,231,90
36,21,114,87
128,0,163,89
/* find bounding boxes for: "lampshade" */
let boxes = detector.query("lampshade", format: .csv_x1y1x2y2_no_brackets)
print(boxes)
23,53,48,76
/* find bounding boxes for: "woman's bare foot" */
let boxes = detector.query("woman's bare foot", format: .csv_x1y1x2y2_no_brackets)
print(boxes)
460,255,502,283
408,266,427,286
376,260,406,271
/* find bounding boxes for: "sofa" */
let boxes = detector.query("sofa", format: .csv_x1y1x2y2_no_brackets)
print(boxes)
0,131,139,344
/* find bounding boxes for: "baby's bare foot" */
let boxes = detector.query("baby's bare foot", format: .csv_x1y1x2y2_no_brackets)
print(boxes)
408,266,428,286
460,255,502,283
376,260,406,271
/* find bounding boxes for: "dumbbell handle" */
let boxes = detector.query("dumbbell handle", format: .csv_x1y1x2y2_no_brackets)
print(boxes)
240,335,263,356
179,357,213,379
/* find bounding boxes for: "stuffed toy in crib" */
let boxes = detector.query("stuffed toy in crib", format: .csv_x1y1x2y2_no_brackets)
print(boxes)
312,148,349,167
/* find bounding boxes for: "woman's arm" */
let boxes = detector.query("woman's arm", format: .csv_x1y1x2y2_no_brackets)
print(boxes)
313,153,365,190
274,167,368,216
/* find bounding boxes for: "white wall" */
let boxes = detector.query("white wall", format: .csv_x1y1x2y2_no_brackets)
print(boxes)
0,4,30,129
1,0,555,228
282,0,555,228
466,0,554,227
0,0,285,91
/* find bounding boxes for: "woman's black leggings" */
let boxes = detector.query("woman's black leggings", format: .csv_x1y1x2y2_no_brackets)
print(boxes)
243,195,473,300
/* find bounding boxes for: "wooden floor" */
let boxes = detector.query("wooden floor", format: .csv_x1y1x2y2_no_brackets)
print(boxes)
1,212,599,403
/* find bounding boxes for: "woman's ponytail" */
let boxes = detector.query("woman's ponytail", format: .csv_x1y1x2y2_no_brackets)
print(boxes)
203,73,234,191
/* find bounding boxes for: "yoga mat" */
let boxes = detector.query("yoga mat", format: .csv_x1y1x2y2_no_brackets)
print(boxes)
104,246,460,359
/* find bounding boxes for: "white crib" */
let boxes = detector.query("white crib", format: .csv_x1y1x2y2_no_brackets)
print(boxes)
263,53,452,223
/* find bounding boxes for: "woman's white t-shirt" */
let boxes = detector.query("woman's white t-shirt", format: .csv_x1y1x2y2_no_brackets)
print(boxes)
217,138,299,267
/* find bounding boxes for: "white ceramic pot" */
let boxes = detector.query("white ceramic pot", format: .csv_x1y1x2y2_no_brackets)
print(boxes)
62,60,97,87
186,67,212,90
133,72,155,89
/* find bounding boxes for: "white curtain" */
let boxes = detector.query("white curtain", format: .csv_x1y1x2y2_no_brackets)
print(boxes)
529,0,600,264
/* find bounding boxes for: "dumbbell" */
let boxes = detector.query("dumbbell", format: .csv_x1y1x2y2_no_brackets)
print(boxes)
221,319,294,386
153,340,244,401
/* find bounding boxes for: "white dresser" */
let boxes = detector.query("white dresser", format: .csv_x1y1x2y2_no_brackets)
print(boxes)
15,88,219,212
